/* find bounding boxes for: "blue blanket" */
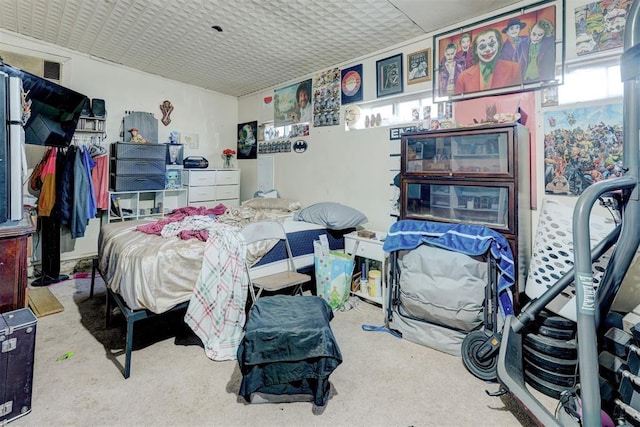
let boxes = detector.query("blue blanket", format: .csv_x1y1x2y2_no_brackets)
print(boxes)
383,220,515,315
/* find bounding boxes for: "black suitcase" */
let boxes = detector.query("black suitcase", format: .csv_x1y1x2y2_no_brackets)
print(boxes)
0,308,37,423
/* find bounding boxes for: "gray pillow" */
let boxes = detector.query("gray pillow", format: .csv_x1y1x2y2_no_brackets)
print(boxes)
294,202,368,229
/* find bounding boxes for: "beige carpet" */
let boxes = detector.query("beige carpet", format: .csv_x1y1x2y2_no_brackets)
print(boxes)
12,276,548,426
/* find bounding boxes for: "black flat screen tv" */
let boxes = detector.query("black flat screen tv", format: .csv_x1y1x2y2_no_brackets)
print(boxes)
1,63,88,147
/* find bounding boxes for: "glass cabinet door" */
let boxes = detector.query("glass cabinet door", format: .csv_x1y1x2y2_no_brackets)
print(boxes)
403,128,513,178
402,181,514,232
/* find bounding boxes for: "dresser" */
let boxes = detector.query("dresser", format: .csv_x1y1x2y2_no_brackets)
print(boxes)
0,214,36,313
182,169,240,209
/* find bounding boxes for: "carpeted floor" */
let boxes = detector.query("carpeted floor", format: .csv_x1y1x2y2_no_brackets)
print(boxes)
11,275,551,426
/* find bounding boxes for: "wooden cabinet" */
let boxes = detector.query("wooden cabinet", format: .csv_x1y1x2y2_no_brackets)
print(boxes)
400,123,531,293
183,169,240,209
0,215,36,313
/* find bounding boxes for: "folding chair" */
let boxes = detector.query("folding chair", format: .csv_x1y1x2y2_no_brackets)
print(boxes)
240,220,311,305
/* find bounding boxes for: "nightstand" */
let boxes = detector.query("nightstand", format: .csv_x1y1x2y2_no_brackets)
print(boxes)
344,230,387,309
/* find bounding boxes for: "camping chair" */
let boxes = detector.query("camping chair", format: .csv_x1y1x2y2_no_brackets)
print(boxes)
240,220,311,305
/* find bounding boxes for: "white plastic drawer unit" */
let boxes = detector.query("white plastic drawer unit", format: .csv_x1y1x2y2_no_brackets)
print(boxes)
188,186,216,202
215,170,239,185
344,235,383,261
184,170,216,186
215,185,240,200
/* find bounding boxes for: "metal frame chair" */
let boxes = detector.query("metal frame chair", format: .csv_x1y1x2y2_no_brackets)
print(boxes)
240,220,311,305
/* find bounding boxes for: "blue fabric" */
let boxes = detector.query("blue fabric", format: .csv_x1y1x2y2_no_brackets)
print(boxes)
383,220,515,315
81,147,97,220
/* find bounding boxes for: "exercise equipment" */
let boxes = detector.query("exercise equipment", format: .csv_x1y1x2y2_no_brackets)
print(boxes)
494,2,640,424
604,328,640,372
538,324,576,341
631,323,640,342
522,324,578,398
614,398,640,424
599,351,640,389
619,376,640,413
524,344,578,375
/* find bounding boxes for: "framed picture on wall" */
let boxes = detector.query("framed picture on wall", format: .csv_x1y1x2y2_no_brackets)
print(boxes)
376,54,403,98
433,0,565,102
407,48,431,84
341,64,363,104
237,121,258,159
574,0,632,56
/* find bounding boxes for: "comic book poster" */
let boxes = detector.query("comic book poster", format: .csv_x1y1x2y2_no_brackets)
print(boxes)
575,0,632,56
543,102,623,195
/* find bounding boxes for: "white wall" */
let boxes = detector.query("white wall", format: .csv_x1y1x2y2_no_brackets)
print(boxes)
1,29,238,262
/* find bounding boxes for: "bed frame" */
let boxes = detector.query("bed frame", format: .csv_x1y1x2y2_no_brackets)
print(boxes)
91,256,188,379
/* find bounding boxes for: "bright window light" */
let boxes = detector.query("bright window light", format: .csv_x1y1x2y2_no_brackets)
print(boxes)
559,63,623,104
345,95,435,131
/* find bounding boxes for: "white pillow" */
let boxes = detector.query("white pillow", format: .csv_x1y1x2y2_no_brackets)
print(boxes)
242,198,302,212
293,202,368,229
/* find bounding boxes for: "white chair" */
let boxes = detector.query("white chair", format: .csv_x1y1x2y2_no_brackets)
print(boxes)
240,220,311,305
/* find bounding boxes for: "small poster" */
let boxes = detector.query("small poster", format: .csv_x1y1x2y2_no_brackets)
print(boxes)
274,79,312,127
341,64,363,105
313,68,341,127
237,121,257,159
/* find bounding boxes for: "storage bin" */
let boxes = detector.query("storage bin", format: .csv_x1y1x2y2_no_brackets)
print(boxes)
110,159,166,175
109,174,165,191
110,142,166,160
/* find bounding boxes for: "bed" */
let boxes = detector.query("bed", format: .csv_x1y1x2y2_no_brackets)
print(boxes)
98,215,348,314
96,199,363,377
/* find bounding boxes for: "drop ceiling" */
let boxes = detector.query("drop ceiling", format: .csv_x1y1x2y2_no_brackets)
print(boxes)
0,0,523,97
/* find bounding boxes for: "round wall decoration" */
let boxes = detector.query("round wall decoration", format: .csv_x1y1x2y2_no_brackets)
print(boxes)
341,70,361,96
293,140,308,153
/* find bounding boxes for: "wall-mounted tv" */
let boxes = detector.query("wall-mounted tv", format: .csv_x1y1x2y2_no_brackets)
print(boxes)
1,63,88,147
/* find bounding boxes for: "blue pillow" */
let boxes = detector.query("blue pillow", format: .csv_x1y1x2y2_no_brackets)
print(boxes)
294,202,368,229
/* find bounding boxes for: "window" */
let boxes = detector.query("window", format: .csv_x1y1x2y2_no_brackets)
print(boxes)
345,94,435,131
558,62,623,104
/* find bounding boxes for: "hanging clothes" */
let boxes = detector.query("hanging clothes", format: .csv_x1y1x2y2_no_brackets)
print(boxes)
81,146,98,220
71,147,91,238
37,148,58,217
91,154,109,210
29,148,50,195
56,146,76,227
